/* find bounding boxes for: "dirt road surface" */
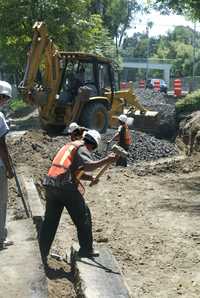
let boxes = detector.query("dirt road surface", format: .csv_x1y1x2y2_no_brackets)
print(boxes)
6,108,200,297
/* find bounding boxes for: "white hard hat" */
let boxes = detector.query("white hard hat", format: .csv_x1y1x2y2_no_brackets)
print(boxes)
127,117,134,126
68,122,79,133
0,81,12,98
83,129,101,147
118,114,127,123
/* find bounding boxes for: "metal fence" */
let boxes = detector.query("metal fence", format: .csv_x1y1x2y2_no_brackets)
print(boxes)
122,57,174,65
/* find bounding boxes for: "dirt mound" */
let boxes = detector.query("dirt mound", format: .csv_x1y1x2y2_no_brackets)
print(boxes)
8,131,69,198
7,129,178,195
177,111,200,155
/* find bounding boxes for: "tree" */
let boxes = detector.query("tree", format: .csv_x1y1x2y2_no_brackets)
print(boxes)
154,0,200,20
0,0,117,81
121,25,200,78
90,0,141,49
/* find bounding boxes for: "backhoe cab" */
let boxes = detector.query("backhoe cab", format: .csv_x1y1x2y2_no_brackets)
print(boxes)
19,21,159,133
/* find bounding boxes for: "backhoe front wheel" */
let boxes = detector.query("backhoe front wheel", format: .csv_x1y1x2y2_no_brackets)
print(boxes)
40,119,66,134
80,102,108,133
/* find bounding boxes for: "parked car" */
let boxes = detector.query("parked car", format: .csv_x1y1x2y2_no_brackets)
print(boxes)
146,79,168,94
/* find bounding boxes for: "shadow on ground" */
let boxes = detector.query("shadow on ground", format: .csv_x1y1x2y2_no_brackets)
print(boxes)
45,264,74,282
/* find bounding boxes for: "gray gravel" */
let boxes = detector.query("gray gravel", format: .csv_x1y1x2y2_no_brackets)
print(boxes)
134,88,176,138
94,130,178,164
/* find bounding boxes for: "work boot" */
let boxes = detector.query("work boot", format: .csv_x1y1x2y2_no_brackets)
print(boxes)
4,239,14,247
78,248,99,258
0,239,14,250
0,243,5,250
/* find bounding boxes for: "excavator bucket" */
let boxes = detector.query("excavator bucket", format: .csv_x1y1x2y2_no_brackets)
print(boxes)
109,81,160,134
126,109,160,134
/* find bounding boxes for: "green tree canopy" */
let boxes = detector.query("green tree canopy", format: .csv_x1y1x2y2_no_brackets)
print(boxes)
154,0,200,20
122,25,200,78
0,0,122,81
90,0,141,48
0,0,145,82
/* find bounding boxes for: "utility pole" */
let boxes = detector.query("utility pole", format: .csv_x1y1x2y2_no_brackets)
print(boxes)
192,22,196,91
145,25,149,82
145,21,153,82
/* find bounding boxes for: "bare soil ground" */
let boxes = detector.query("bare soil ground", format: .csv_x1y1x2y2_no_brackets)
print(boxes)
7,108,200,297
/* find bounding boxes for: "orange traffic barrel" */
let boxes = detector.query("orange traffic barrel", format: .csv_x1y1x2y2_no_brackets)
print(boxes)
173,79,182,96
139,80,145,88
120,82,129,89
154,79,160,92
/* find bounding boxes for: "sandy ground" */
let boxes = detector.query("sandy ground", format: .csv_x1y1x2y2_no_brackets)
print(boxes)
6,108,200,297
45,166,200,298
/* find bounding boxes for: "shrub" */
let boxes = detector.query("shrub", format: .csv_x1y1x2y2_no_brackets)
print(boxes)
9,98,27,111
176,89,200,116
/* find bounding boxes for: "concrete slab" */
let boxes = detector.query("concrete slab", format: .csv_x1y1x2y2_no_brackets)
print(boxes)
71,244,131,298
0,218,48,298
19,173,44,224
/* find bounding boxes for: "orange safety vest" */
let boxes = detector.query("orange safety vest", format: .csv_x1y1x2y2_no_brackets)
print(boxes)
48,140,85,194
124,124,132,145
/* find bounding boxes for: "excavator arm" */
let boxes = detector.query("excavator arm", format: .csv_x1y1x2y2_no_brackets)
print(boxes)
19,22,62,121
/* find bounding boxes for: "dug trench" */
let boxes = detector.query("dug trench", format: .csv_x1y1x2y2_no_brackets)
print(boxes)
6,102,200,297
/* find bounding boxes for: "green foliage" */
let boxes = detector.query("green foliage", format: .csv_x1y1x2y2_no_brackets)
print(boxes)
154,0,200,20
176,90,200,115
0,0,129,80
0,0,90,79
122,25,200,78
9,98,28,111
90,0,141,48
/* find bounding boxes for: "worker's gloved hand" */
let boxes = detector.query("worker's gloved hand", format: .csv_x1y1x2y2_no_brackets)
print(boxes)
91,176,99,185
106,153,118,162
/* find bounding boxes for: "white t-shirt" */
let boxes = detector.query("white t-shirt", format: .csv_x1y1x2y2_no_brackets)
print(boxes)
0,112,9,166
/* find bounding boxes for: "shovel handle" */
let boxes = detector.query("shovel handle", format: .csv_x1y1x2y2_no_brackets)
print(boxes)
89,162,112,187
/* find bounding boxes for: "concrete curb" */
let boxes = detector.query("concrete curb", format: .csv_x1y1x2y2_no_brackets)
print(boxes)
71,243,132,298
17,167,44,232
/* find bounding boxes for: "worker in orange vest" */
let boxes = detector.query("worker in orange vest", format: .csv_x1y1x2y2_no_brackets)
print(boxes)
39,130,118,264
107,114,132,167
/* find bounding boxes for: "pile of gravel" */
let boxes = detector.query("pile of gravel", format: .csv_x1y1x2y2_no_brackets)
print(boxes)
134,88,176,138
94,130,178,164
135,88,168,106
128,130,177,162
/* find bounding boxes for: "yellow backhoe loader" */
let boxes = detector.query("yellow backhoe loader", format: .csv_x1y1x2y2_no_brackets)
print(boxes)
19,21,159,133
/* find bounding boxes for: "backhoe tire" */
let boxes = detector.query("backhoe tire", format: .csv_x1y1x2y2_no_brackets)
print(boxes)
80,102,108,133
40,120,66,134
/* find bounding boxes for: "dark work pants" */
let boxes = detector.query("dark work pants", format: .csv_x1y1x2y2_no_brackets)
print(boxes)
39,183,93,261
116,144,129,167
116,156,127,167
